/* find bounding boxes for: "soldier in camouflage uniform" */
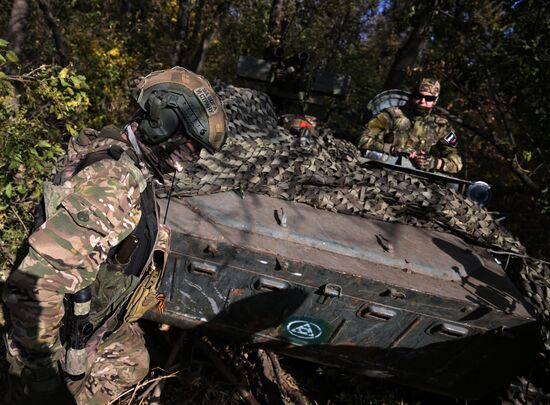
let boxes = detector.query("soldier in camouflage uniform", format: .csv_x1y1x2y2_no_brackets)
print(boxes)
3,67,226,404
357,78,463,174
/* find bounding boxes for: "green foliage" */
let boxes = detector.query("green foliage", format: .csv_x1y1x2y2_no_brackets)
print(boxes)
0,41,91,275
418,0,550,256
67,12,138,126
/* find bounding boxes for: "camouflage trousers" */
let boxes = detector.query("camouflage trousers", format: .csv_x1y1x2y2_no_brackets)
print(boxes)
6,322,149,405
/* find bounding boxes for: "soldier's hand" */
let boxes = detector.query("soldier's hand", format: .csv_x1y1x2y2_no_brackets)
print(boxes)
412,155,442,171
390,146,413,156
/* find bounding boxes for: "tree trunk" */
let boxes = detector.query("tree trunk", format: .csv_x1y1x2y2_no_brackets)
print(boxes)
37,0,69,65
332,4,351,52
173,0,191,66
7,0,29,58
383,4,432,90
119,0,131,15
190,1,229,73
117,1,132,33
267,0,285,46
185,0,206,67
191,29,215,72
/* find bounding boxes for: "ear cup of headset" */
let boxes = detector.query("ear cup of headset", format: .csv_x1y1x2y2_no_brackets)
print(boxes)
139,98,181,144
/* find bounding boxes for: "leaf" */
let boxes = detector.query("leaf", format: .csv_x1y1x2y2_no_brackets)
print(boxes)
70,76,81,88
6,50,18,63
66,123,78,137
36,140,52,148
59,67,69,79
0,39,8,47
5,183,13,198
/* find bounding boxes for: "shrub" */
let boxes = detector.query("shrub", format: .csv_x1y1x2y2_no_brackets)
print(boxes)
0,39,90,277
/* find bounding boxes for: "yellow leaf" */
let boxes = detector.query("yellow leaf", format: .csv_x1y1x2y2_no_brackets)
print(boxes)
59,67,69,79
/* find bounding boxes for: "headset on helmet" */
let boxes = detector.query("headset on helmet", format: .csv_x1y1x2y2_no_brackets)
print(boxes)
133,66,226,152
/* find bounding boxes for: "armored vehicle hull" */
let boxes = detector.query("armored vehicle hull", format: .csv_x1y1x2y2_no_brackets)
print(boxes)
144,191,538,399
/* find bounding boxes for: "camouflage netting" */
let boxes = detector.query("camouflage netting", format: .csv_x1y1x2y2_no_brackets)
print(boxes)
157,83,550,353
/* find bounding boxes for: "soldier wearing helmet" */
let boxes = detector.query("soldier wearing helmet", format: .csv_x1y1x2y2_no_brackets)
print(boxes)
357,78,463,174
3,67,226,403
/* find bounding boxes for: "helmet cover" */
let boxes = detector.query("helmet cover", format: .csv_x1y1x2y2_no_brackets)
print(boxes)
134,66,226,152
418,78,441,97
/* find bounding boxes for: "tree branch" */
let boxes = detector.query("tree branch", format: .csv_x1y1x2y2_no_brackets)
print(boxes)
190,1,230,73
194,338,260,405
37,0,69,66
173,0,191,66
436,106,541,192
383,1,433,90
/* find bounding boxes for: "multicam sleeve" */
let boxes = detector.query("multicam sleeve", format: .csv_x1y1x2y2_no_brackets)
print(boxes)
356,111,394,153
439,149,463,174
3,158,143,374
432,124,463,174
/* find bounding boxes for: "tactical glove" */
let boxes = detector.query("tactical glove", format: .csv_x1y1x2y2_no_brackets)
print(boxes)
414,155,441,171
390,145,413,156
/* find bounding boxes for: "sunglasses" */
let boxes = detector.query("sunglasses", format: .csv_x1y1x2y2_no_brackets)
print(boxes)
412,91,438,102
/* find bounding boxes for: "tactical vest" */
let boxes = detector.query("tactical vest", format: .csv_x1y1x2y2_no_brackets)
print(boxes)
36,127,167,349
385,107,449,153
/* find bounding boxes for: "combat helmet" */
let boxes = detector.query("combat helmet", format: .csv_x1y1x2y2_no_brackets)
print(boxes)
134,66,226,152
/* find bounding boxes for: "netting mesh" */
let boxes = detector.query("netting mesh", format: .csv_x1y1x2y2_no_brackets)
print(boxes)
157,83,550,351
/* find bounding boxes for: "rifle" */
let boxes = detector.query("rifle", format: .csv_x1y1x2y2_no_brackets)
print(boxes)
359,152,492,205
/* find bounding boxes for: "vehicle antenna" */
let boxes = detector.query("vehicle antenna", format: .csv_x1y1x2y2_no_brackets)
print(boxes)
163,170,177,225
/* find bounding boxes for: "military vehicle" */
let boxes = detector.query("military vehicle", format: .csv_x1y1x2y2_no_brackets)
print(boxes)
145,190,537,399
143,57,543,400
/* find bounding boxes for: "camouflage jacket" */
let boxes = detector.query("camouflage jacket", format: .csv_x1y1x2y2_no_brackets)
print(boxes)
357,106,463,174
3,128,158,377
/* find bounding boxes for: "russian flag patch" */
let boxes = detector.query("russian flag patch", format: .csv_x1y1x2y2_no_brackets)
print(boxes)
444,131,458,147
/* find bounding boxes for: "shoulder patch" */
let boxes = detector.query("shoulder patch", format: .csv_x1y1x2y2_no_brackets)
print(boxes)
443,131,458,147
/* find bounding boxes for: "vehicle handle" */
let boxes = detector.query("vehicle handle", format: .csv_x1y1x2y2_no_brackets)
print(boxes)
254,277,289,291
188,260,219,277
